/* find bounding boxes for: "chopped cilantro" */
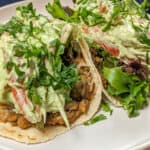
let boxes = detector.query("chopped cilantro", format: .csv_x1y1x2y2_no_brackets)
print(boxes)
28,87,42,105
16,3,36,18
0,17,23,36
132,22,150,47
101,101,113,115
84,114,107,126
103,1,126,32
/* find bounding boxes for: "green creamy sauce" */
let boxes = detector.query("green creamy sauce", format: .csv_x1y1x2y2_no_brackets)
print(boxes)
76,0,114,22
82,15,150,58
0,8,74,126
76,0,150,59
0,64,9,104
0,35,13,104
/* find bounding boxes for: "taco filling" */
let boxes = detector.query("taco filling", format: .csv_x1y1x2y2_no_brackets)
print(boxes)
70,0,150,117
47,0,150,117
89,44,149,117
0,3,97,130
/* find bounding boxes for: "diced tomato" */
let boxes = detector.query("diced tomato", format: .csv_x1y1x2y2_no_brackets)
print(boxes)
99,1,108,13
99,6,108,13
82,25,89,34
98,42,119,57
11,88,32,112
11,88,24,112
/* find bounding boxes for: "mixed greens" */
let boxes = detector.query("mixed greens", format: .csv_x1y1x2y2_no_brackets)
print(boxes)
46,0,150,29
104,67,149,117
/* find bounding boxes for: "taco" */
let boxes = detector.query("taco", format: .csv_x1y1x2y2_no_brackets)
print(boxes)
0,3,102,143
72,0,150,117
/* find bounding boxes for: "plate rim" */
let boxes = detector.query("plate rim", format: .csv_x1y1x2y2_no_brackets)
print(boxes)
0,0,150,150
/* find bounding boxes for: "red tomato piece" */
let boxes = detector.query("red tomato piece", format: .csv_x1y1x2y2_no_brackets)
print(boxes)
11,88,32,112
82,25,89,34
98,42,119,57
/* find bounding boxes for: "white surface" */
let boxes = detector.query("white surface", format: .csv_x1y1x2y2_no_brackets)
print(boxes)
0,0,150,150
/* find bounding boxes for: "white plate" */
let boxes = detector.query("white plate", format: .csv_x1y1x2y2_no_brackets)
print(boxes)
0,1,150,150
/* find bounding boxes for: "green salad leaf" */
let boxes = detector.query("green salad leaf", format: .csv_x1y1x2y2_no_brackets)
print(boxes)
103,67,149,117
84,114,107,125
46,0,70,21
101,101,113,115
46,0,79,22
103,67,130,94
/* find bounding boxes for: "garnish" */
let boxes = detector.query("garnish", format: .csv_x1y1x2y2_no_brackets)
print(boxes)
0,17,23,37
46,0,79,23
125,0,150,18
101,101,113,115
78,7,106,26
132,21,150,47
103,1,125,31
103,67,149,117
84,114,107,126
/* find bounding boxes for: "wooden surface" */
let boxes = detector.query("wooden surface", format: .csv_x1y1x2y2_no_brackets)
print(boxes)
145,148,150,150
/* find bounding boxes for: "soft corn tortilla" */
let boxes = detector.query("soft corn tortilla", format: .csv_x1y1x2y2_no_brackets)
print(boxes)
80,38,122,107
0,38,103,144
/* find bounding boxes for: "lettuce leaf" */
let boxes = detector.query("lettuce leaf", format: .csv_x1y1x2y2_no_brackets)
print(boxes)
46,0,70,21
101,101,113,115
103,67,149,117
46,0,79,22
103,67,130,94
